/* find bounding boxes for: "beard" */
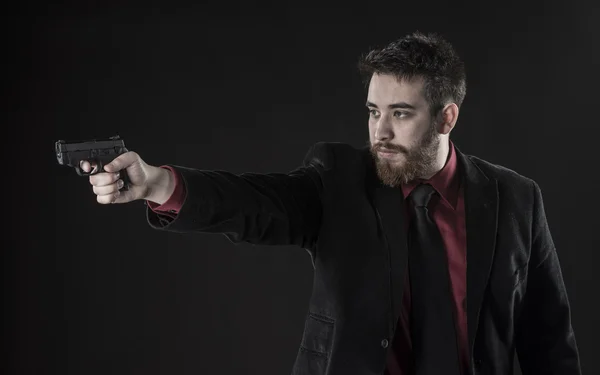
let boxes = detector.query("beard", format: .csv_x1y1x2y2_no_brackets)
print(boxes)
368,121,440,187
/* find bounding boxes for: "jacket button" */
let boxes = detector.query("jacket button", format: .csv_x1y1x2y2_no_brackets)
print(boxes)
381,339,389,348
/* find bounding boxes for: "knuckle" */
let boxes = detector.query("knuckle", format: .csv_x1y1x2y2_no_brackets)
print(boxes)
93,183,119,196
129,151,140,163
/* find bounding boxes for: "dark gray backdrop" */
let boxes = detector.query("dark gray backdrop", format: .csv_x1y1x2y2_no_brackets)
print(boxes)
5,1,598,374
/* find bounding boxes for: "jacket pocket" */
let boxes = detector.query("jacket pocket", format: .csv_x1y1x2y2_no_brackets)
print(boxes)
292,313,335,375
300,313,335,354
293,347,330,375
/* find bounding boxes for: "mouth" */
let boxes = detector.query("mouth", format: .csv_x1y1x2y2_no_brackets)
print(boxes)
377,149,400,158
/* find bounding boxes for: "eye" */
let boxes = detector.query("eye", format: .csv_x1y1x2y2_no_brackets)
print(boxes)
368,109,380,117
394,111,408,118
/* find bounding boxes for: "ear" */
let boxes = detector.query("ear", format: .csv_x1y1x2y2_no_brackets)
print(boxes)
437,103,459,135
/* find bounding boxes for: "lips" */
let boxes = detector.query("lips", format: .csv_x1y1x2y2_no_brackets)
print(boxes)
378,148,398,154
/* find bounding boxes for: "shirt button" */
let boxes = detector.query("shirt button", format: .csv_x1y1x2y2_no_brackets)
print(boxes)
381,339,389,348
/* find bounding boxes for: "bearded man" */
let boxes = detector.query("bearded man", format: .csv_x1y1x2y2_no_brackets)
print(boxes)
82,31,581,375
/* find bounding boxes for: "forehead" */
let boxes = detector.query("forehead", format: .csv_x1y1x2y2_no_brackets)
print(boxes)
367,73,426,108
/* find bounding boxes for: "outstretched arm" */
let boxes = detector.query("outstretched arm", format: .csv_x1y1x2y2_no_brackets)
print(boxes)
146,143,331,251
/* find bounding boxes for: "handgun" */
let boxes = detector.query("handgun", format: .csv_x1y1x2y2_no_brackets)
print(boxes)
55,135,131,191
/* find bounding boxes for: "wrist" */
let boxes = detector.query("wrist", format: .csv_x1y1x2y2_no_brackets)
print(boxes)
145,166,175,205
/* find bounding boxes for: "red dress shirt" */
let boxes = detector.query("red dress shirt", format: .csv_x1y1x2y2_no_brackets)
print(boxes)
147,142,468,375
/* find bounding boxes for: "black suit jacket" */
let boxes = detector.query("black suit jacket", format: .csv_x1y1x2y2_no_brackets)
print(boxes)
146,142,581,375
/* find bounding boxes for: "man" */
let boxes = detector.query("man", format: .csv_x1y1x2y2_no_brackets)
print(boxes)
81,32,581,375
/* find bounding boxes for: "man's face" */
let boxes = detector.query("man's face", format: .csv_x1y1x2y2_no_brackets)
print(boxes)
367,73,441,187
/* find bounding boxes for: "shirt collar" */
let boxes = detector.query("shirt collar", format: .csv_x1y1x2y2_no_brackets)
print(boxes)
401,140,461,209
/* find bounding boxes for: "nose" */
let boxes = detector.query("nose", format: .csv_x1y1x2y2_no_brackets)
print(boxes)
374,116,393,141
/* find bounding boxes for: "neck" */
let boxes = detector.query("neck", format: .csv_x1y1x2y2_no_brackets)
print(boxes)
420,137,450,180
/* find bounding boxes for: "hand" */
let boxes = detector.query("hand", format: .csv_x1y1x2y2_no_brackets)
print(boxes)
81,151,154,204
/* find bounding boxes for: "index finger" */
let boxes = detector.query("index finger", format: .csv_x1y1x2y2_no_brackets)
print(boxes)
80,160,98,173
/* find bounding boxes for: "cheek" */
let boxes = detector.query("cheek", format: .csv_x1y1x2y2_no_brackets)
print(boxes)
368,121,377,136
391,123,417,141
404,121,430,143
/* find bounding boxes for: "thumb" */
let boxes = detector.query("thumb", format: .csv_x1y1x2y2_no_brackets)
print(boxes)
103,151,137,172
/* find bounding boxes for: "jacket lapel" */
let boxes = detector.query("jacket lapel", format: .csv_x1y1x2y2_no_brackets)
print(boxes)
455,147,499,358
373,183,409,337
363,146,409,337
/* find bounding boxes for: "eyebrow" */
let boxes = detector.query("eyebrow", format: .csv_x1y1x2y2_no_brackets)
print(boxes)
366,101,417,110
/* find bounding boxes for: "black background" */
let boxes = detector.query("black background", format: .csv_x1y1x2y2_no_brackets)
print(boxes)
5,1,599,374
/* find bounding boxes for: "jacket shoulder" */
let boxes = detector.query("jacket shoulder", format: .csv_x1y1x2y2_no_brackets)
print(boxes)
466,154,537,193
303,141,366,171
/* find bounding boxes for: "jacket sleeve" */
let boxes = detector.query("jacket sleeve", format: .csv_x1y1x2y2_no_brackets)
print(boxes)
515,180,582,374
145,142,331,250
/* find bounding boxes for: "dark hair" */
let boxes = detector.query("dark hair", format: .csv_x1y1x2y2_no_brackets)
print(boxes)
357,31,467,116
